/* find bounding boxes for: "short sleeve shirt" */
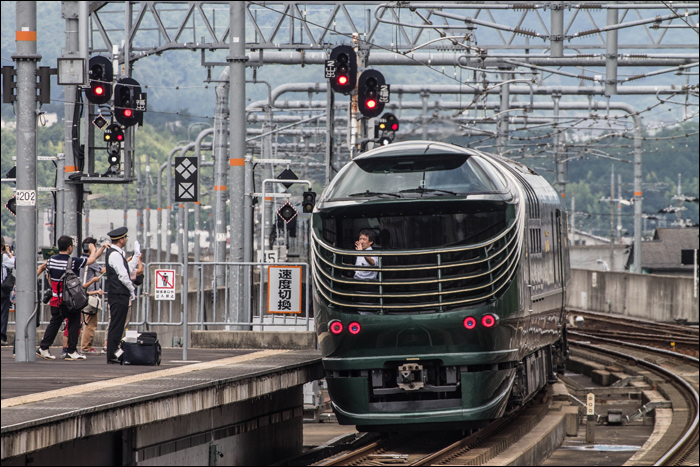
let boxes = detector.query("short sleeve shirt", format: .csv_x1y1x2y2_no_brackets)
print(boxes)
47,254,87,307
354,247,379,280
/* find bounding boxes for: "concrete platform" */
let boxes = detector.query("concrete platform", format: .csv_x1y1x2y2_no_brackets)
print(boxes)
1,347,323,465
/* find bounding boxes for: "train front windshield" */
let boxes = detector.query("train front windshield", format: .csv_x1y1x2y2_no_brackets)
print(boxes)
326,154,506,200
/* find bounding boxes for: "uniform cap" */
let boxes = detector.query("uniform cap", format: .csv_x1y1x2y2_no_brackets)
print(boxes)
107,226,128,241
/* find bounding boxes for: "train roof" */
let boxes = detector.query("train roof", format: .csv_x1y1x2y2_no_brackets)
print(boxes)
354,140,476,160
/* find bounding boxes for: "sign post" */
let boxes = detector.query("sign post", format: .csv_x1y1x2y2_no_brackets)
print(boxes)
586,392,595,443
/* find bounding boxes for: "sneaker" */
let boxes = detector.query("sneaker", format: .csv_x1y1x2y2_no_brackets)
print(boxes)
61,348,68,359
84,348,101,355
65,351,86,360
36,348,56,360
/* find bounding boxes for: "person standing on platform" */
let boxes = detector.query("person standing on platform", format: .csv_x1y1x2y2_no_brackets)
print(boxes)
1,236,16,344
36,235,107,360
79,237,106,354
104,227,139,364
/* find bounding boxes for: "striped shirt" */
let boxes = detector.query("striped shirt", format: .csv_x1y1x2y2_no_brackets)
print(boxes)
47,254,87,307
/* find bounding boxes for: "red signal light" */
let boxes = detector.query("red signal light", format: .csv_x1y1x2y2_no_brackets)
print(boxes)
117,134,123,141
463,317,476,330
123,109,133,117
481,314,496,328
391,123,398,131
94,86,104,96
366,99,377,109
338,75,348,85
348,322,361,335
329,320,343,335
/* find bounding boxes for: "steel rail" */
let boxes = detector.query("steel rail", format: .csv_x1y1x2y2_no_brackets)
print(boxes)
568,332,699,466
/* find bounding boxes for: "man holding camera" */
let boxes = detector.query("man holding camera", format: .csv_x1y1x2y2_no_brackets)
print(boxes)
36,235,107,360
1,237,15,345
79,237,106,354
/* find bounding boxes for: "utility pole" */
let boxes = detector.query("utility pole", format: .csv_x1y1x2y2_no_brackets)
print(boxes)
610,164,615,269
62,1,81,247
571,190,575,244
14,0,40,362
617,174,622,243
228,1,246,327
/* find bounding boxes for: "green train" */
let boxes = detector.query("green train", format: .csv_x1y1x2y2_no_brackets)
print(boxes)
311,141,570,431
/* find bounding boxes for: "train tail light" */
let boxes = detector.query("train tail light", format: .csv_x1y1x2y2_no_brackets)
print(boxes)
463,316,476,329
348,322,361,335
329,320,343,335
481,314,497,328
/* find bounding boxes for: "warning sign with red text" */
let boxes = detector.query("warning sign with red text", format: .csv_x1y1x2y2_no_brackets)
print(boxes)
154,269,176,300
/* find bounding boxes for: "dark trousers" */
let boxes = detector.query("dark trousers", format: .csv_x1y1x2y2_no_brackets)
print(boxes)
1,295,10,341
106,293,129,361
40,305,80,353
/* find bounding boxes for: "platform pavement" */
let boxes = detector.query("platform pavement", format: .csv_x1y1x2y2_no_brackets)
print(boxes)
1,346,323,463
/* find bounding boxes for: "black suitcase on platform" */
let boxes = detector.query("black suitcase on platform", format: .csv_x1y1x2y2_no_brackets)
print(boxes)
121,333,161,366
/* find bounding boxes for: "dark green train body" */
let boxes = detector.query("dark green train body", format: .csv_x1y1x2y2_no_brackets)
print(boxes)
311,141,570,431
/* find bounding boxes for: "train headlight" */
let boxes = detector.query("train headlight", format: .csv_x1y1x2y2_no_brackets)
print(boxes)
329,320,344,335
463,317,477,329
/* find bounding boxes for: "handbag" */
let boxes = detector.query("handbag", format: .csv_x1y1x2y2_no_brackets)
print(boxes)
82,268,101,315
1,268,15,297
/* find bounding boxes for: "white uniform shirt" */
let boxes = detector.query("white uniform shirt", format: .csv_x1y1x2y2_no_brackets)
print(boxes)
2,253,15,282
354,247,379,280
108,245,140,294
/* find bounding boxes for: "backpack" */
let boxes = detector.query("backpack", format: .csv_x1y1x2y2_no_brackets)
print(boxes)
60,258,89,311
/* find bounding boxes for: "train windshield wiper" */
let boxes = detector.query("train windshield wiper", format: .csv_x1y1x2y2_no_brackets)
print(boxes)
399,187,458,196
349,190,402,198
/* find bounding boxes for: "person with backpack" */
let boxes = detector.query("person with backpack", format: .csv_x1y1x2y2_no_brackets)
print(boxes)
1,236,16,344
35,235,107,360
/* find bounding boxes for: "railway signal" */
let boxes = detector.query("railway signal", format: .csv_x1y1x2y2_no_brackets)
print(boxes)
302,191,316,213
113,77,144,127
278,202,298,223
104,123,124,143
358,70,388,118
4,197,16,216
85,56,113,105
375,112,399,145
327,45,357,95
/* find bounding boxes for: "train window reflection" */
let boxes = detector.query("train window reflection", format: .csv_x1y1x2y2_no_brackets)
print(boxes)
327,155,505,199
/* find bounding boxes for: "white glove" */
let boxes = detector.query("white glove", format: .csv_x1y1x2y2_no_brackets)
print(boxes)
130,291,136,301
133,240,141,257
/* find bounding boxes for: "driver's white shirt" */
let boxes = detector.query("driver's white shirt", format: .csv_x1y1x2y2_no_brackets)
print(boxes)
354,247,379,280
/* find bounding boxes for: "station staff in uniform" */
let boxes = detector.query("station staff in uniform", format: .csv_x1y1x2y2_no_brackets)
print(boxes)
105,227,139,364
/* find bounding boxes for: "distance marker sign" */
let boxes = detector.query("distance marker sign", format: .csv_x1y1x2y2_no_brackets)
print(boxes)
154,269,176,300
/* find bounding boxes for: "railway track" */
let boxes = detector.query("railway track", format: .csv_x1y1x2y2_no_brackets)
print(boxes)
568,330,699,466
313,390,554,466
567,308,699,357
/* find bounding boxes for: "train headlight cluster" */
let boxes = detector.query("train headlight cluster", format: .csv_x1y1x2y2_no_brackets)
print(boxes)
329,320,362,335
463,314,499,329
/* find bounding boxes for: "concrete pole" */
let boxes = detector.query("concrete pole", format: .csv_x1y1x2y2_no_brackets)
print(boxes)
497,73,510,155
571,190,575,242
56,154,65,241
605,2,619,96
84,193,90,238
62,2,80,246
243,155,254,326
610,164,615,267
550,2,564,58
157,161,167,263
325,81,335,185
617,174,622,243
123,185,128,228
229,1,246,327
182,201,189,361
136,152,143,248
553,93,565,194
145,154,151,268
632,113,643,273
193,128,214,263
213,68,230,293
79,2,91,177
13,0,40,362
122,2,133,181
421,92,429,140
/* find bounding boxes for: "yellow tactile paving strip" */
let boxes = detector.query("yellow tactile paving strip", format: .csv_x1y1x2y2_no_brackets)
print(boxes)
1,349,289,409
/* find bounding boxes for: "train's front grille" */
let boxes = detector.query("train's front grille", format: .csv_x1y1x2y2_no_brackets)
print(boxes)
312,208,524,313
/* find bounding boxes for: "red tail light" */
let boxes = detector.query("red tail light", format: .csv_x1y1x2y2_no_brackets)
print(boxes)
348,322,361,335
329,320,343,335
463,316,476,329
481,314,496,328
